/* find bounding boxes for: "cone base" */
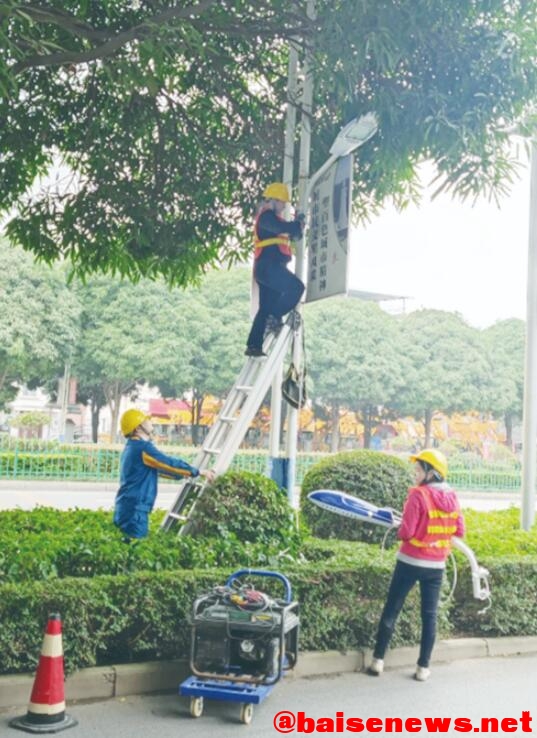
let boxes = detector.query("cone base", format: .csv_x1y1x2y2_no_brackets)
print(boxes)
9,713,77,734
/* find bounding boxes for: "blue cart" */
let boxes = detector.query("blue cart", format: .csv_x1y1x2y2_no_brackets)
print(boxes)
180,569,299,725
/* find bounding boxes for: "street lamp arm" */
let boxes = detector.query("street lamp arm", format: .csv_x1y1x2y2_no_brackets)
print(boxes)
299,112,379,218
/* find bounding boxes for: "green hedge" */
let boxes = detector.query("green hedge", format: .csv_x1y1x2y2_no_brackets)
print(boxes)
0,440,324,484
4,538,537,677
0,545,446,676
2,499,537,676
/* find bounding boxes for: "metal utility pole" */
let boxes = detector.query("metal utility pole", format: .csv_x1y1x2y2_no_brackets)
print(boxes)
521,139,537,530
284,0,316,505
267,39,299,480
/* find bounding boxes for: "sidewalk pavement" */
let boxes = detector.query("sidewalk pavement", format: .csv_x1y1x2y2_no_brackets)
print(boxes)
1,636,537,712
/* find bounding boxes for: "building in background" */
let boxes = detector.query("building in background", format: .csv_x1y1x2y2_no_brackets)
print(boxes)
5,378,88,441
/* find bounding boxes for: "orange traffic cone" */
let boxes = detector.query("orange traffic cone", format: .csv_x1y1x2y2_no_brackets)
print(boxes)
10,613,77,734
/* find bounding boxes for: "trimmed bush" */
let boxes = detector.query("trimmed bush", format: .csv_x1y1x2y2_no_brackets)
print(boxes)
461,507,537,557
0,472,302,584
187,471,302,555
300,450,413,542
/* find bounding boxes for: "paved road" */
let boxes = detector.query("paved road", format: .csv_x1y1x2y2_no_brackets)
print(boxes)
0,479,524,512
0,480,177,511
1,654,534,737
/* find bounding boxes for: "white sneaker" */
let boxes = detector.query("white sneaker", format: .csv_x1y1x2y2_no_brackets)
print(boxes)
367,658,384,676
415,666,431,682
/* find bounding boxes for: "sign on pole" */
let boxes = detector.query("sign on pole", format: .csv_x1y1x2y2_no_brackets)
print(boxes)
305,153,353,302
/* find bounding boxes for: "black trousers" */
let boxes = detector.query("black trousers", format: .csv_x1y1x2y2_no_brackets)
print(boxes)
246,257,304,350
373,560,444,668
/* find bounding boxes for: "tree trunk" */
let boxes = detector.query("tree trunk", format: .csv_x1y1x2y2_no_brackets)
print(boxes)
91,396,100,443
504,413,513,448
194,393,204,426
362,405,373,449
191,389,205,445
189,397,195,443
107,381,122,444
330,404,340,453
424,408,433,448
0,366,8,393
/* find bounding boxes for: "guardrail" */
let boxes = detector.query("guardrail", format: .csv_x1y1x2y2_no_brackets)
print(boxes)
0,439,326,486
0,438,521,491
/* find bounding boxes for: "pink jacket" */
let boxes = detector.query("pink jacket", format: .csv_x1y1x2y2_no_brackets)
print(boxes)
398,482,465,564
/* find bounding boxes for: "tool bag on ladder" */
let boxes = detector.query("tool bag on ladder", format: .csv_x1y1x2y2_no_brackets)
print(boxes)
282,326,307,410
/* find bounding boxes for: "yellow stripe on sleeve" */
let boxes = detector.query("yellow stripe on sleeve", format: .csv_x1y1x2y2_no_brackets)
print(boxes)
142,452,193,477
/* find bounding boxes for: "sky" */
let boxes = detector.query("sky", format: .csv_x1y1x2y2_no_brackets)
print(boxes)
348,153,532,328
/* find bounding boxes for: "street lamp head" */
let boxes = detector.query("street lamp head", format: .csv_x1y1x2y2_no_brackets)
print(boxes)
329,112,379,157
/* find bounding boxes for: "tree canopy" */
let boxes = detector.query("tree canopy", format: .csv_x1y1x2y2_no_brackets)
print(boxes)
72,266,252,441
73,275,195,441
394,309,492,445
1,1,536,284
0,248,526,447
0,238,80,408
481,318,525,445
1,1,305,283
305,298,410,449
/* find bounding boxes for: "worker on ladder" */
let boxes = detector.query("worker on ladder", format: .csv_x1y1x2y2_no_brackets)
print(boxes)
245,182,305,357
113,409,215,541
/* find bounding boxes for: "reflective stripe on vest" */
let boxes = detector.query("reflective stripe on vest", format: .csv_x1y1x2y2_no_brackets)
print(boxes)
253,207,292,260
408,485,459,553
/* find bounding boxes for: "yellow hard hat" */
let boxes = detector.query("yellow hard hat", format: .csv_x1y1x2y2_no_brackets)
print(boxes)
120,408,151,437
409,449,448,480
263,182,290,202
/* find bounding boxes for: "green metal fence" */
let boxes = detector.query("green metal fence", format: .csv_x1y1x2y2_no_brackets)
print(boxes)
0,437,521,491
0,438,326,486
449,467,520,492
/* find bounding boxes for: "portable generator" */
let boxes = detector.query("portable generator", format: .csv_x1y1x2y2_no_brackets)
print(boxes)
180,569,299,724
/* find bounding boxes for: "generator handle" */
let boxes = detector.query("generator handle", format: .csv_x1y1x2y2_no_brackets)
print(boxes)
225,569,292,604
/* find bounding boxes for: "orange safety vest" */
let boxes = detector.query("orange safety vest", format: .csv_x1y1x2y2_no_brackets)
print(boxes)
253,206,293,260
408,485,459,555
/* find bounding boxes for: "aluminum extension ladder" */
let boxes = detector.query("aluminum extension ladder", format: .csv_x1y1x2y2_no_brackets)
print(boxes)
161,312,299,534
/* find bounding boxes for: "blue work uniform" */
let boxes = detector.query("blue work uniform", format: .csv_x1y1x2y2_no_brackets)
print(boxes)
113,438,199,539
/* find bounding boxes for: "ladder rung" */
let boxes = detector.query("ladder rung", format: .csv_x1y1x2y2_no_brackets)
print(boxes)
163,325,294,535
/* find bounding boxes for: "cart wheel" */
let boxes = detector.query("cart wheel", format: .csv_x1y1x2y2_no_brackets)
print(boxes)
240,702,254,725
190,696,204,718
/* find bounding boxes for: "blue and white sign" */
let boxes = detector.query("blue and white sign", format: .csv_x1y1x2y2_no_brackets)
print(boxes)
306,153,353,303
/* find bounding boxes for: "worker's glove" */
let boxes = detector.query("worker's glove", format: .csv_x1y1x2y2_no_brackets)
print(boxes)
200,469,216,483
